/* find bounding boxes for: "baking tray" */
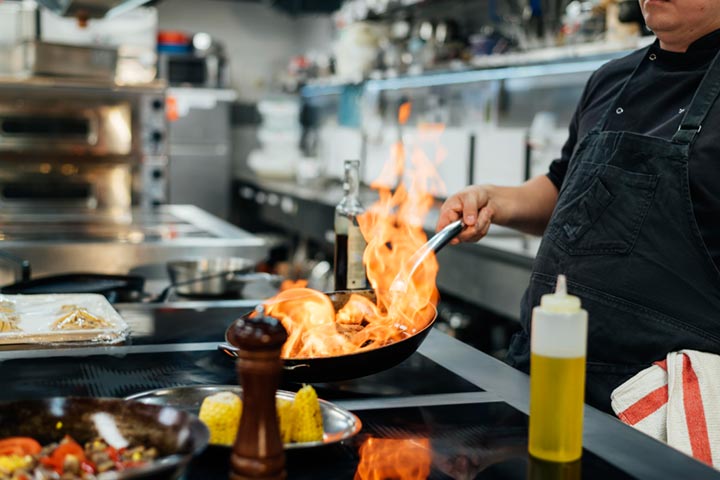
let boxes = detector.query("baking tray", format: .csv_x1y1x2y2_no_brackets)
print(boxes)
0,293,129,345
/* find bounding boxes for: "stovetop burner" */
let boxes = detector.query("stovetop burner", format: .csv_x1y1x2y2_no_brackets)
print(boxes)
185,402,635,480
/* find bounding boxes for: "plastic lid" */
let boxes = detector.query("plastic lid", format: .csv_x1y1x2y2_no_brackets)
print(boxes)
539,275,582,313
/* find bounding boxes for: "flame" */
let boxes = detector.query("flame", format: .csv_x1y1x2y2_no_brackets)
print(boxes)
261,103,448,359
354,437,431,480
398,101,412,125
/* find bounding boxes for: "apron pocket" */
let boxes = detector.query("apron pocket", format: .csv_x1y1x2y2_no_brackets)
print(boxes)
547,164,658,256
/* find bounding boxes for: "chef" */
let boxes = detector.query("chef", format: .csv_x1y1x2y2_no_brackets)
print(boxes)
437,0,720,412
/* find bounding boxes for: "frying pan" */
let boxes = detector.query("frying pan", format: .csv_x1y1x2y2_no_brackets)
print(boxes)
221,289,436,383
0,250,145,302
1,273,145,303
219,220,464,383
0,397,208,479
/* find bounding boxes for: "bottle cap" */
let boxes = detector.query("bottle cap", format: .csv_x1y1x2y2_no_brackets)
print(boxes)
539,275,581,313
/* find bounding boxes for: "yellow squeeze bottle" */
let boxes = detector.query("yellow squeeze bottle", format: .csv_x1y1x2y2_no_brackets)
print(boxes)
528,275,588,462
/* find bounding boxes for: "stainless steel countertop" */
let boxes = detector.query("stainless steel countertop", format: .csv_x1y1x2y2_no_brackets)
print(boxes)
0,205,269,282
0,75,166,93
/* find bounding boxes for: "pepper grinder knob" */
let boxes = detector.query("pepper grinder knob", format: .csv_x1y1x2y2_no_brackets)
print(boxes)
230,305,288,480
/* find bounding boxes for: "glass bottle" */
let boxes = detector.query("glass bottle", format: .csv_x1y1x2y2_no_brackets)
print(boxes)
333,160,368,291
528,275,588,462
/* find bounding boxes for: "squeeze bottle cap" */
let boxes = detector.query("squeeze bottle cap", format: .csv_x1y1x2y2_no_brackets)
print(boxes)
539,275,582,313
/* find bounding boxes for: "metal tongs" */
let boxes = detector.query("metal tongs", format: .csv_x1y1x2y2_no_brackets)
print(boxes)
389,219,465,294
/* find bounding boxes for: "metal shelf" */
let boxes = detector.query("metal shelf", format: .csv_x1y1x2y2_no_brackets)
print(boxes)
301,37,655,97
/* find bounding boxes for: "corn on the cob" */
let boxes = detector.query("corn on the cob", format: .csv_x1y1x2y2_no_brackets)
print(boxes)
198,391,242,446
290,385,324,443
276,399,295,443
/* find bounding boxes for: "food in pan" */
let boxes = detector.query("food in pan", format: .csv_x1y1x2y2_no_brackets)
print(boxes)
198,385,324,446
0,435,157,479
51,306,113,331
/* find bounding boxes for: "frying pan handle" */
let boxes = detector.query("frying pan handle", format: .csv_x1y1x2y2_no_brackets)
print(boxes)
217,343,310,370
0,251,31,283
428,219,465,254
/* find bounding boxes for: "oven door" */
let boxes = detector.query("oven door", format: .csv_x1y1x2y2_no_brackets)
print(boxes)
0,99,132,157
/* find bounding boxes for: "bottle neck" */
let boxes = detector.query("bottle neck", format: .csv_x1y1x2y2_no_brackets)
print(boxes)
343,163,360,199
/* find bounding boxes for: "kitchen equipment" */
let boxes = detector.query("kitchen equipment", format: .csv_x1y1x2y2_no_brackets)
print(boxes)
126,385,363,449
0,205,269,288
0,78,167,217
166,257,257,297
220,220,464,382
158,35,229,88
389,220,465,294
1,273,145,303
0,396,208,479
0,293,129,345
0,248,145,302
7,41,119,80
220,289,437,383
157,270,282,302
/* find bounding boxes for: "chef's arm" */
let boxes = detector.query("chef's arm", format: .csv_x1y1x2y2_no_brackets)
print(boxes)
436,175,558,243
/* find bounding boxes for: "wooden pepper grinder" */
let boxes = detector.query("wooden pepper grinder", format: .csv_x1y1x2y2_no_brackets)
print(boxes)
230,305,288,480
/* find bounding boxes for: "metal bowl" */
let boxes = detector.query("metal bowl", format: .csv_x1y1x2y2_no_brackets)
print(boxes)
166,257,257,297
0,397,209,479
126,385,362,449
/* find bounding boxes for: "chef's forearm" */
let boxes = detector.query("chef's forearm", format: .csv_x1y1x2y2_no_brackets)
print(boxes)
486,176,559,236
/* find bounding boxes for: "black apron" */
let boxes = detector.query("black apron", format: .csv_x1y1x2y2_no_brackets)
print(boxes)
507,46,720,413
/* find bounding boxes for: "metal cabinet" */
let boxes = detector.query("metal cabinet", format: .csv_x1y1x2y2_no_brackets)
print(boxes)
167,87,237,219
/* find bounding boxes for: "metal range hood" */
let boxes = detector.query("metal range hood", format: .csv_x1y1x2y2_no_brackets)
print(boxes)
34,0,153,19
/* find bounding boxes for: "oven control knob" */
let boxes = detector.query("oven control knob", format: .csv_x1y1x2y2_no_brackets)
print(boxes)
152,99,164,110
151,130,164,143
152,169,164,179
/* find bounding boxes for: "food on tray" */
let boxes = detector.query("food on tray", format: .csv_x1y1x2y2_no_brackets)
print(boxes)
0,322,22,333
0,301,16,315
51,306,113,331
198,385,324,447
290,385,323,443
0,301,21,333
276,399,294,443
0,435,157,480
198,391,242,446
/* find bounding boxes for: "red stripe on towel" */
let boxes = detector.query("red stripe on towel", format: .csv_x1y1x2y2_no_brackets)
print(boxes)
618,384,668,425
682,354,712,465
654,359,668,370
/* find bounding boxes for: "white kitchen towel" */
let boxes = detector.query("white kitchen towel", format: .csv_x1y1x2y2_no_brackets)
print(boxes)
611,350,720,467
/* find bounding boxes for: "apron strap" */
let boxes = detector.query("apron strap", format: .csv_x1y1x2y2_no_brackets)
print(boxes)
672,48,720,145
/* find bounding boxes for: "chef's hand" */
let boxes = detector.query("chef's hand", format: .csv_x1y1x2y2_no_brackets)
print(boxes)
436,185,495,245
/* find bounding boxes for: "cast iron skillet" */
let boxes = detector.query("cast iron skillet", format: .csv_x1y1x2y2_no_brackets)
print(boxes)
0,397,208,479
220,289,437,383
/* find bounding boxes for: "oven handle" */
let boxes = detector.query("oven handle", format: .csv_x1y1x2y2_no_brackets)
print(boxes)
0,251,31,283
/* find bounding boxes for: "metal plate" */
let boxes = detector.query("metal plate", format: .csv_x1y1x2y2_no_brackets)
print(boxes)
125,385,362,450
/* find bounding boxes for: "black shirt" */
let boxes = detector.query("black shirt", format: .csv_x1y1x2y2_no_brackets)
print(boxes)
547,30,720,271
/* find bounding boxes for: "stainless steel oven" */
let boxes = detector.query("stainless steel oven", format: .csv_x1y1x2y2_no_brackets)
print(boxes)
0,77,167,218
